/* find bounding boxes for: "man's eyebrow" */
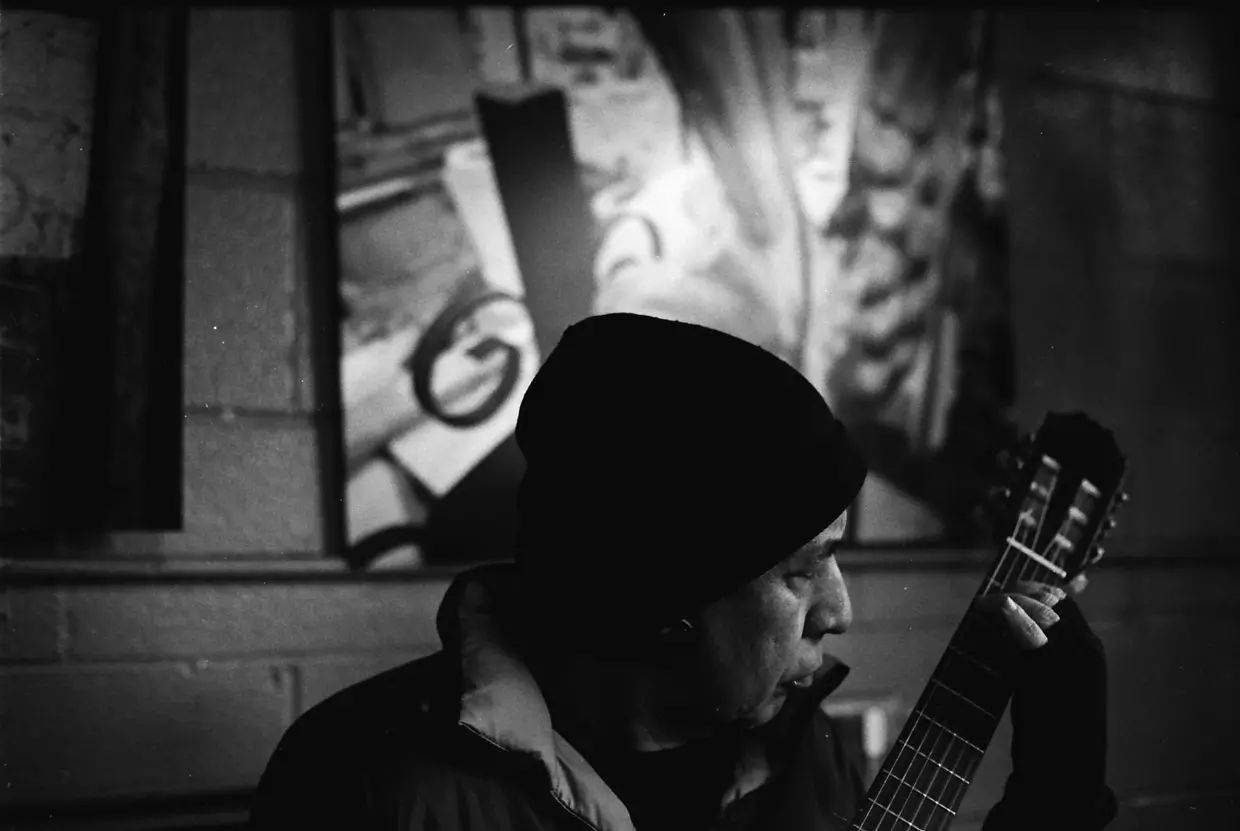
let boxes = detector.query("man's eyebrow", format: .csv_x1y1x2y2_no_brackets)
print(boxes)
806,539,840,564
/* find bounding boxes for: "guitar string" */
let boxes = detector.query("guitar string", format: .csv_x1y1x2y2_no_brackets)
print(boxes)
912,481,1055,829
856,463,1065,830
874,476,1051,831
1011,488,1080,804
946,489,1057,803
870,522,1057,831
1004,534,1070,831
934,484,1051,822
965,472,1091,825
950,488,1073,830
932,535,1035,829
877,537,1030,831
882,553,1019,831
861,456,1122,828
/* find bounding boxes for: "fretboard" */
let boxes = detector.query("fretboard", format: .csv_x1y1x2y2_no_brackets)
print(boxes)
847,550,1065,831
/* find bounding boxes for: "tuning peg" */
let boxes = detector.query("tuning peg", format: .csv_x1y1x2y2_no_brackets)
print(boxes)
1118,491,1130,504
1088,545,1106,565
1103,518,1118,532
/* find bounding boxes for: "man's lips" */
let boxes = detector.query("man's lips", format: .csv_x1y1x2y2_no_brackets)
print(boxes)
783,673,816,690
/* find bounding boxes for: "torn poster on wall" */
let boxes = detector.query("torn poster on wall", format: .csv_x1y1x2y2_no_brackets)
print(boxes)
330,8,1014,569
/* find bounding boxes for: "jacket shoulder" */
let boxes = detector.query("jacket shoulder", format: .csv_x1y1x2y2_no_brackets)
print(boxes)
303,651,453,733
249,652,455,827
249,652,560,829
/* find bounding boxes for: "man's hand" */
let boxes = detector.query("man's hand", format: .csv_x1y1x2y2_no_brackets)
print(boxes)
978,578,1118,831
977,579,1069,650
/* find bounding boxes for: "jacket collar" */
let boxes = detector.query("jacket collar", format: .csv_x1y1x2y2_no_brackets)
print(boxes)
436,564,850,831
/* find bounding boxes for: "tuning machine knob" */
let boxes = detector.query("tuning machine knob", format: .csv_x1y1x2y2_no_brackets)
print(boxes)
1086,545,1106,566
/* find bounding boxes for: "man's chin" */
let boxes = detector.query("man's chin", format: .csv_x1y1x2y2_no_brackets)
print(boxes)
738,690,789,729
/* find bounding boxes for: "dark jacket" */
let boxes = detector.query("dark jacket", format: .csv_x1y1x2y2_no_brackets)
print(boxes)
249,565,868,830
249,565,1116,830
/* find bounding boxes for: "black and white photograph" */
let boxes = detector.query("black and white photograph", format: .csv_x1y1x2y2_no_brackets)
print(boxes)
1,7,1236,831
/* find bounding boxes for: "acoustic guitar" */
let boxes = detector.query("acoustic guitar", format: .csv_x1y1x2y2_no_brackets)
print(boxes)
847,411,1129,831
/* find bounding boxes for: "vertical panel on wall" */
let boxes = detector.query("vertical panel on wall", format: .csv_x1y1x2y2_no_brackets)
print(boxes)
475,87,597,358
0,11,101,536
297,10,349,560
0,10,188,537
0,261,63,532
75,9,188,531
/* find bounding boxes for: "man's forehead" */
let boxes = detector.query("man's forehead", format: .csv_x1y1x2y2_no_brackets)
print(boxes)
795,512,848,557
819,511,848,543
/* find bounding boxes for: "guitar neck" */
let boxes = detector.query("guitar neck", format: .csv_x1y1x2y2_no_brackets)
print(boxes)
847,550,1064,831
844,414,1128,831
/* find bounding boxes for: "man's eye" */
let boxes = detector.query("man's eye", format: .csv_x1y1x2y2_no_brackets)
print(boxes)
790,552,834,583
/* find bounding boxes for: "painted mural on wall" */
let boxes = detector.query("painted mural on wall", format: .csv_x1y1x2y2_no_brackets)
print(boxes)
332,8,1013,569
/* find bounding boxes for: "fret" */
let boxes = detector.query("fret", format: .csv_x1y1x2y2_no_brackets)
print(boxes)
860,795,929,830
912,643,1006,741
935,642,1011,715
885,740,969,812
920,691,995,752
896,774,958,829
878,737,977,821
905,712,986,755
859,599,1013,831
991,548,1062,593
945,642,1001,677
1004,536,1068,578
863,775,957,831
886,715,980,804
996,559,1060,591
929,679,998,720
864,712,979,831
850,413,1130,831
894,741,970,784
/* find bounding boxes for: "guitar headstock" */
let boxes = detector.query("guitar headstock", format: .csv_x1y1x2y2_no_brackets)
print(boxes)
984,412,1128,587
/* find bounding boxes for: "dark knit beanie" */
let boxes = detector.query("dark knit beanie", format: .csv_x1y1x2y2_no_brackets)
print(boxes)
514,313,867,647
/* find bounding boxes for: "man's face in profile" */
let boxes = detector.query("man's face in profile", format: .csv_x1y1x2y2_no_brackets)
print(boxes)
691,511,852,729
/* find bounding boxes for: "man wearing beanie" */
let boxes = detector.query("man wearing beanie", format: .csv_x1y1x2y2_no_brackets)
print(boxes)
251,314,1114,831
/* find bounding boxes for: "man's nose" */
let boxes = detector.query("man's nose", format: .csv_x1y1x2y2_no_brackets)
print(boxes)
806,557,852,639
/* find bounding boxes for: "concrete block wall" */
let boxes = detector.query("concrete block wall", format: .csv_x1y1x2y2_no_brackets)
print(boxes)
998,11,1240,557
2,9,1238,831
2,12,347,829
